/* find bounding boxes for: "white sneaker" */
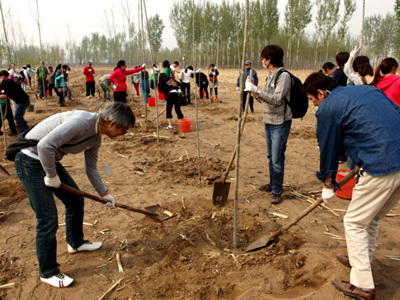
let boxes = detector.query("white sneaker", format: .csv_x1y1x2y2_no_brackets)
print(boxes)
68,241,102,253
87,96,92,99
40,271,74,288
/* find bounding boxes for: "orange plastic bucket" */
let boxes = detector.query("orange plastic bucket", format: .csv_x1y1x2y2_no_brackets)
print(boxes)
158,91,165,100
336,169,357,200
148,97,156,107
178,118,191,133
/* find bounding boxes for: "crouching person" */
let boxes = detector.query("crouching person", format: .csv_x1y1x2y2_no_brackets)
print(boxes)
13,102,135,288
302,73,400,300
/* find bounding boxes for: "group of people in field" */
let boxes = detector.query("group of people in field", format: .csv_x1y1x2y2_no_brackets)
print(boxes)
1,42,399,300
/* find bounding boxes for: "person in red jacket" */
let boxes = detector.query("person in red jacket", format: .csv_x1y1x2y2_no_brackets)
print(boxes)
372,57,400,106
109,60,145,103
83,61,96,99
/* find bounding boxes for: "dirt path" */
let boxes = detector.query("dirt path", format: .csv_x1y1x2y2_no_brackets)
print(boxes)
1,68,399,300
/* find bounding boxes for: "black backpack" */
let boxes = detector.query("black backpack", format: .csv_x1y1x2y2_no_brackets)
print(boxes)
274,69,308,119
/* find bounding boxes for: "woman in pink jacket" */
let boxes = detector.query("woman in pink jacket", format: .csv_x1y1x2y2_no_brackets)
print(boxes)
372,58,400,106
109,60,145,103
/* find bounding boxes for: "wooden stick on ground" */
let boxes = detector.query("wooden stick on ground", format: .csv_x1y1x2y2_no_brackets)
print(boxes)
0,283,15,289
116,253,124,273
98,278,123,300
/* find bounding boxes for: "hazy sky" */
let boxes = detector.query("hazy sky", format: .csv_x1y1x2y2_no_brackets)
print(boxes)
8,0,396,49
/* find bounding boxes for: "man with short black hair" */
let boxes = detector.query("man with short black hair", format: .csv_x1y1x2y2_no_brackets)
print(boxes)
83,61,96,98
0,70,30,133
14,102,136,288
302,72,400,300
236,60,258,113
36,62,49,99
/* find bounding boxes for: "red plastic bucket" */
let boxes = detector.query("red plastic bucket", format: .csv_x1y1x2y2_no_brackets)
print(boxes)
336,169,357,200
158,91,165,100
148,97,156,107
178,118,191,133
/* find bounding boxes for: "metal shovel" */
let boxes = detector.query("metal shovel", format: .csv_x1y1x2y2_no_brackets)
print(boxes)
59,183,172,222
245,166,360,252
212,71,253,206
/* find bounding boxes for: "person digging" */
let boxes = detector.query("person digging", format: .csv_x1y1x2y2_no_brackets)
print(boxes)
302,73,400,300
12,102,135,288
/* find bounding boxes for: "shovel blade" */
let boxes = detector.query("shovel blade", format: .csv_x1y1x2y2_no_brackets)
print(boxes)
144,205,174,222
246,229,282,252
212,181,231,206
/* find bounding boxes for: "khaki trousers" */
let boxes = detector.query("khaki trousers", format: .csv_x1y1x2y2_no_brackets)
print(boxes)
344,170,400,289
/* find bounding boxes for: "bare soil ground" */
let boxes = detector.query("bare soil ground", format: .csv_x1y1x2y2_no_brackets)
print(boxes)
0,67,399,300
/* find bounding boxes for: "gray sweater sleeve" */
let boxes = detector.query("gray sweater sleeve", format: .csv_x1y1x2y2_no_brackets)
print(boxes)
84,146,107,196
258,72,291,106
344,62,363,85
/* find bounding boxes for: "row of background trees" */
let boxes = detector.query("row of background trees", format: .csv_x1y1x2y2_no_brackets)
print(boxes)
0,0,399,70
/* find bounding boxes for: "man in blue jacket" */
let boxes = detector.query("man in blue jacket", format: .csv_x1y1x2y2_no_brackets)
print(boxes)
236,60,258,113
302,72,400,300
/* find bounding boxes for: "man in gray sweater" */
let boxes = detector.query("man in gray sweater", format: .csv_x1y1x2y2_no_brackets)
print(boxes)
14,102,135,288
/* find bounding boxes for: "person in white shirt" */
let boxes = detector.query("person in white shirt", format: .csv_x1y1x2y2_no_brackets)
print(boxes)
170,61,179,78
179,66,194,104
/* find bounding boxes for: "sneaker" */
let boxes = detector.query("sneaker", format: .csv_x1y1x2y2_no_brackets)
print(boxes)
259,183,272,192
271,193,282,204
251,109,254,113
164,125,173,130
215,96,218,101
68,240,102,254
40,270,74,288
59,103,66,107
87,96,92,99
210,96,214,100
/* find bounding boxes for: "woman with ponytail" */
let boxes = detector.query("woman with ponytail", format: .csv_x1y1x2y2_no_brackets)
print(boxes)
372,58,400,106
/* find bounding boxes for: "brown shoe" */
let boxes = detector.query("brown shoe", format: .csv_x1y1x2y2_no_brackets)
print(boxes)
332,278,375,300
337,254,351,268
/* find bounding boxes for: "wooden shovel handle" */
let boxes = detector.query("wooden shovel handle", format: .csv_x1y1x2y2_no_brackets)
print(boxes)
281,166,360,233
221,70,254,184
59,183,158,216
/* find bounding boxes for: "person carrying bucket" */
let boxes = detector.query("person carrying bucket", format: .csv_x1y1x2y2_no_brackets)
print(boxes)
302,72,400,300
158,73,184,130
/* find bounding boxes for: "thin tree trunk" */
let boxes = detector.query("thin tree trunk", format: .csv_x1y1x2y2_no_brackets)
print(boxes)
360,0,365,54
0,1,11,66
313,33,319,70
234,0,249,248
193,0,201,183
143,0,159,143
295,32,301,70
325,37,330,62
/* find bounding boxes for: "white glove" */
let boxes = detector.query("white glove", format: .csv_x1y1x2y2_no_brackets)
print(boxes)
211,72,215,76
112,84,118,89
244,81,257,93
89,69,93,72
322,187,335,203
44,174,61,188
236,87,239,91
93,73,96,77
102,192,115,208
195,69,201,73
350,45,360,58
60,74,64,78
142,63,146,69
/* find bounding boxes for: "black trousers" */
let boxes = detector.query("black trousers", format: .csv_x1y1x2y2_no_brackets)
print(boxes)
199,82,209,99
48,84,58,96
0,100,17,135
242,91,254,112
210,87,218,96
114,91,127,103
181,82,191,104
86,82,95,96
166,93,184,119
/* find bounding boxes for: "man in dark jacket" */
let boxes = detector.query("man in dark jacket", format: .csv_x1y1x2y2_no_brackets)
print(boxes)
0,70,30,133
237,60,258,113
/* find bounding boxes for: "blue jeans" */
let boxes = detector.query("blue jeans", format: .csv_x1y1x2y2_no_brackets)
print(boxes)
14,100,30,133
14,152,85,278
264,120,292,195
